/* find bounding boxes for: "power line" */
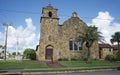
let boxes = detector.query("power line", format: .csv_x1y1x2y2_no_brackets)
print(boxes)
0,9,40,14
0,8,120,22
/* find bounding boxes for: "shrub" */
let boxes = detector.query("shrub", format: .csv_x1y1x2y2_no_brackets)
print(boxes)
92,58,99,61
58,58,62,61
105,54,118,62
116,56,120,61
82,58,87,61
72,58,80,61
58,58,68,61
23,48,36,60
0,57,3,59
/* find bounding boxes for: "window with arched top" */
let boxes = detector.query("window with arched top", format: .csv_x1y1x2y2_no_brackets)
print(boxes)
48,11,52,17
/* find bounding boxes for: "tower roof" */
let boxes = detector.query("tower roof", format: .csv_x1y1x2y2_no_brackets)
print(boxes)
46,4,53,8
72,12,78,17
43,4,57,10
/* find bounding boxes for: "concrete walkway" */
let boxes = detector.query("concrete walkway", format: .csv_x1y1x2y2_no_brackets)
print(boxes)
0,66,119,75
45,61,64,68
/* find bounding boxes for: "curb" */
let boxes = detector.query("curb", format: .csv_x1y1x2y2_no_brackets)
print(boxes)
0,68,117,75
23,69,116,75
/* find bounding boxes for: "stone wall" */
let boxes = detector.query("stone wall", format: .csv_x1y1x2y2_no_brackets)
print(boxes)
101,48,113,59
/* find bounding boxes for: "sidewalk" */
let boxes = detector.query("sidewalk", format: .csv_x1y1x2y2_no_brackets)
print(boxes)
0,66,119,75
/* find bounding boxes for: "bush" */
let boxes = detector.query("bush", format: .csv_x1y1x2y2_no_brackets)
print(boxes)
58,58,62,61
58,58,68,61
92,58,99,61
81,58,87,61
0,57,3,59
71,58,78,61
105,54,118,62
23,48,36,60
116,56,120,61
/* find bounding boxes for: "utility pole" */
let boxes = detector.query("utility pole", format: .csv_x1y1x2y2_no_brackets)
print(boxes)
3,23,11,60
16,37,18,56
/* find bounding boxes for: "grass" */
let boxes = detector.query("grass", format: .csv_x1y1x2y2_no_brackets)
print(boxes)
0,60,48,70
0,60,120,71
21,60,120,72
59,60,120,67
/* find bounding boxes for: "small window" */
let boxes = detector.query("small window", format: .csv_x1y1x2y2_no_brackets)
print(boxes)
48,11,52,17
69,41,73,50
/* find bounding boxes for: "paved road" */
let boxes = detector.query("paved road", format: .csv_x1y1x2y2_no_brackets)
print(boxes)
29,70,120,75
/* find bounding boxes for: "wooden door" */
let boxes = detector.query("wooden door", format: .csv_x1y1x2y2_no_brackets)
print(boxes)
45,48,53,60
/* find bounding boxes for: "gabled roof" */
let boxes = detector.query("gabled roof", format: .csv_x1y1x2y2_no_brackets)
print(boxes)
99,43,112,48
112,45,120,50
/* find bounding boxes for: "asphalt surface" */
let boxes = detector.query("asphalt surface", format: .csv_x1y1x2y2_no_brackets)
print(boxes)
27,70,120,75
0,69,120,75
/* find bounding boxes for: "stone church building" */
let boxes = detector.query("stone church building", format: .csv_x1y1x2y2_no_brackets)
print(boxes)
36,5,99,61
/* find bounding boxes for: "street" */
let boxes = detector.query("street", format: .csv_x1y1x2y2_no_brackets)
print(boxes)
30,70,120,75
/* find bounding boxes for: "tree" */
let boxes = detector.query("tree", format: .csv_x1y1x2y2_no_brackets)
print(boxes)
12,52,20,56
110,32,120,56
77,26,104,63
23,48,36,60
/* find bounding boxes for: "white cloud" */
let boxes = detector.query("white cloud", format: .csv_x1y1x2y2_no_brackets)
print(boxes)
92,11,114,27
88,11,120,44
37,33,40,39
0,32,4,45
0,18,39,53
0,32,3,40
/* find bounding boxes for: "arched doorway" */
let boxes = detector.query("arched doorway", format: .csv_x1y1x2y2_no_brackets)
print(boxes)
45,46,53,60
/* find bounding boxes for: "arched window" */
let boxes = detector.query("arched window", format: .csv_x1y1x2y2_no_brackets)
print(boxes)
48,11,52,17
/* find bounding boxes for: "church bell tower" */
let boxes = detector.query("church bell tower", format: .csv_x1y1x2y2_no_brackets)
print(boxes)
37,4,59,61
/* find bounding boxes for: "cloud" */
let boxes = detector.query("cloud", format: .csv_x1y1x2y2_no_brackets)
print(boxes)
88,11,120,44
0,32,4,45
0,18,39,53
92,11,114,27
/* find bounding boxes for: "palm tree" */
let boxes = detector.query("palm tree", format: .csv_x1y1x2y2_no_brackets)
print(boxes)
77,26,104,63
110,32,120,56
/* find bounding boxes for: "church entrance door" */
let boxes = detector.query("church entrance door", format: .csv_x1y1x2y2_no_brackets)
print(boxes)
45,48,53,60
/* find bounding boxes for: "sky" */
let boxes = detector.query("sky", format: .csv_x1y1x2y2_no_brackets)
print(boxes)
0,0,120,53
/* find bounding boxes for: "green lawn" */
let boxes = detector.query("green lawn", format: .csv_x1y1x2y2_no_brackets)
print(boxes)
0,60,48,70
59,60,120,67
0,60,120,70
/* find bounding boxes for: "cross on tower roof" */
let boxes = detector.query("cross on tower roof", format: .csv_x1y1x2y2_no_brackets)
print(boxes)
72,12,78,17
47,4,53,8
